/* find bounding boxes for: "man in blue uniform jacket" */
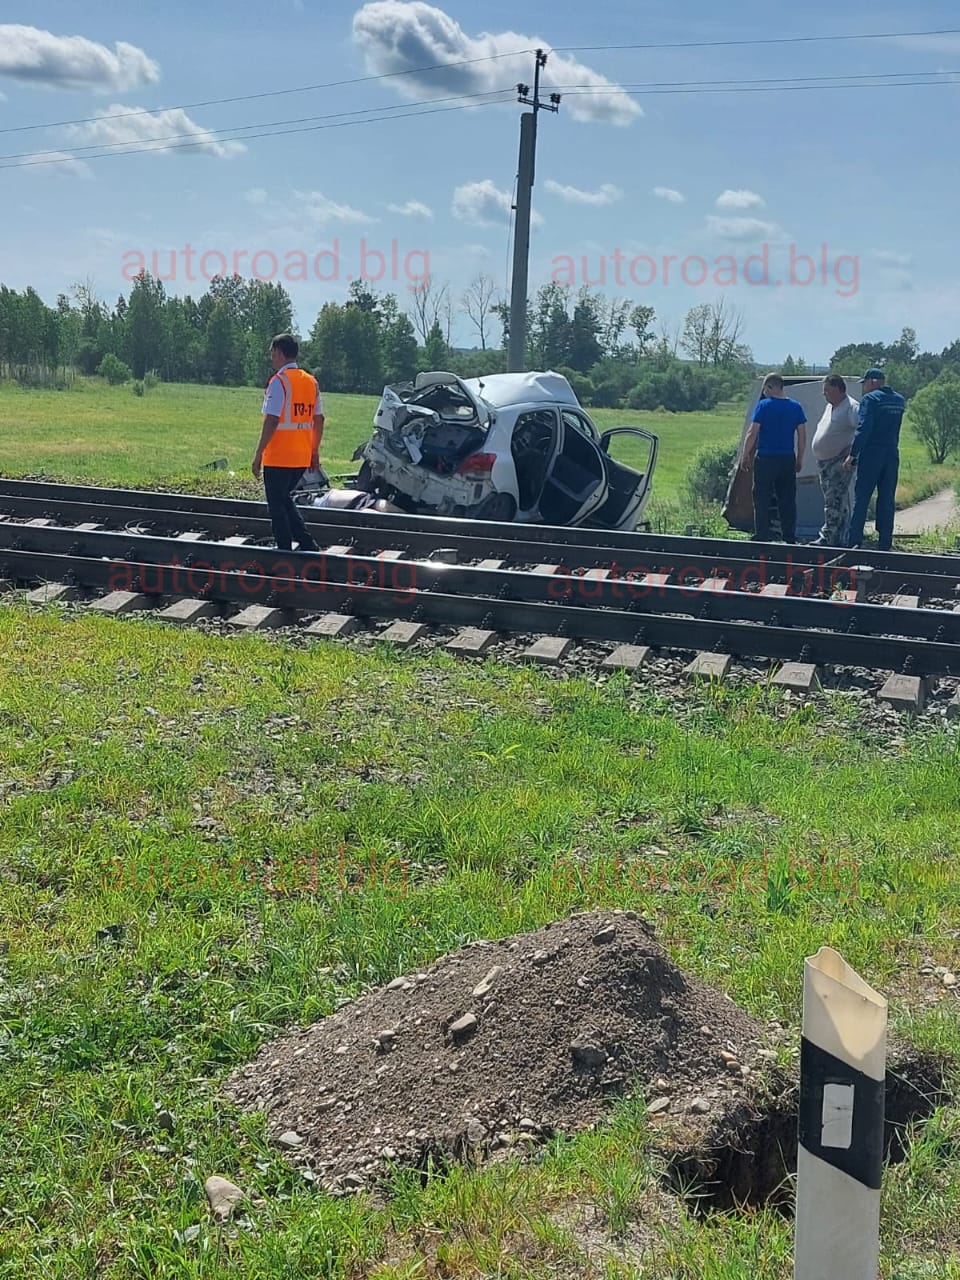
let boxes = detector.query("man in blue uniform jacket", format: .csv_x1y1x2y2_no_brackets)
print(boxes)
843,368,906,551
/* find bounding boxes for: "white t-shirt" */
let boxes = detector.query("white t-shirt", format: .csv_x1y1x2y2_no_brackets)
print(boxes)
812,395,859,461
261,362,323,418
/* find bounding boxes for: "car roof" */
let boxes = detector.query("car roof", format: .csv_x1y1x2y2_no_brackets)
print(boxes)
461,370,581,410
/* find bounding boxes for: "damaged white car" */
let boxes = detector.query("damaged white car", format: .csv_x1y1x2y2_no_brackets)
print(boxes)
352,370,659,530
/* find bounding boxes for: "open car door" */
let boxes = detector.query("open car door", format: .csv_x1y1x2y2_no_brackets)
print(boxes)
534,408,608,527
581,427,659,531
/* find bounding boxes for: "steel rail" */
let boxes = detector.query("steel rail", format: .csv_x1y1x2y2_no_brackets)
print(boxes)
3,525,960,666
2,545,959,676
0,520,924,638
1,491,954,598
3,477,959,577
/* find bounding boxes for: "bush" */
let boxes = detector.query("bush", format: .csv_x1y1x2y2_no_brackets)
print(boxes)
685,442,740,505
97,353,132,385
906,369,960,464
555,366,595,405
132,380,145,397
588,377,624,408
144,370,160,390
626,379,659,411
626,365,725,412
74,339,103,376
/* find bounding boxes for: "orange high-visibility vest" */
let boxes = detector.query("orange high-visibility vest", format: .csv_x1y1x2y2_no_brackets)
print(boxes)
262,367,320,468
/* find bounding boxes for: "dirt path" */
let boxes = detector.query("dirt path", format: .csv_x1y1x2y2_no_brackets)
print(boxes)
895,487,960,533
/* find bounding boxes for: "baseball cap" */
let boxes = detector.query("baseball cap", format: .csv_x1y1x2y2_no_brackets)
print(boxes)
860,367,884,382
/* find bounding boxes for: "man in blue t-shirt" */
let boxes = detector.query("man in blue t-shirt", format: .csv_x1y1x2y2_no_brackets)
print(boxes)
739,373,807,541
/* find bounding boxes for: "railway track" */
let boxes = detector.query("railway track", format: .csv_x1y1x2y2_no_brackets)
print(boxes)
2,478,960,713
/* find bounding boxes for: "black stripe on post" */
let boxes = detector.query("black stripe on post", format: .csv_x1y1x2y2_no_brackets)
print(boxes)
798,1036,885,1190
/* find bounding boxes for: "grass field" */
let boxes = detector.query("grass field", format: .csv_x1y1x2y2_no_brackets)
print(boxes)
0,603,958,1278
2,378,957,528
1,374,959,1276
0,378,739,512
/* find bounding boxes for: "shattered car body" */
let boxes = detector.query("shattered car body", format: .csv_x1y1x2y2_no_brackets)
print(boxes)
354,370,659,530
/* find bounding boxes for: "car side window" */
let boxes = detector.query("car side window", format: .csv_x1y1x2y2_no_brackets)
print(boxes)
561,409,598,442
512,409,557,450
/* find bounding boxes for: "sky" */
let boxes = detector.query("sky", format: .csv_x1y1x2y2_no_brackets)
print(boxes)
1,1,959,364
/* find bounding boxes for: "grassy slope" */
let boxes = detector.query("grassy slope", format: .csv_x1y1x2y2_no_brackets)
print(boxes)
1,378,958,516
0,603,958,1278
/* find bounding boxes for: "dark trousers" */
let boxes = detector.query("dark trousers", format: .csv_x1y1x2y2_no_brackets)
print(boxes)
846,447,899,550
752,454,797,542
262,466,319,552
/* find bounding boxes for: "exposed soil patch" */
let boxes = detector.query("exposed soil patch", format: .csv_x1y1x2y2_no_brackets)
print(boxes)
224,910,954,1213
224,909,785,1194
661,1046,951,1215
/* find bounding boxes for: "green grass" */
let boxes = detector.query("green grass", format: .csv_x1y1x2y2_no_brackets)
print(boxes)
0,379,380,496
1,379,956,532
1,600,958,1278
0,377,741,511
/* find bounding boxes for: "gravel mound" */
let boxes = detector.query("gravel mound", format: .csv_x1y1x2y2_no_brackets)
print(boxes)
224,910,777,1193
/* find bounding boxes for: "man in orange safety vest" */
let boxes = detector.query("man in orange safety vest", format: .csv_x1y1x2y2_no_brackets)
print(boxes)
251,333,324,552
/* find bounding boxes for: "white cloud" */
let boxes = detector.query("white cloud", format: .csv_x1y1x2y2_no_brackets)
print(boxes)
352,1,640,126
653,186,685,203
245,187,268,204
893,35,960,55
0,25,159,91
295,190,376,225
66,105,245,158
19,149,93,178
386,199,434,219
86,226,124,245
544,179,622,206
716,188,765,210
877,269,914,293
873,249,913,267
452,178,544,228
706,215,786,243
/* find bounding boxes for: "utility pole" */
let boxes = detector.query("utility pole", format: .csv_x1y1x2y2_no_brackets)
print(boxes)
507,49,560,373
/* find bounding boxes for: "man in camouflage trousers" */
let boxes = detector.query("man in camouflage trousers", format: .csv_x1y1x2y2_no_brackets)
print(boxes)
810,375,858,546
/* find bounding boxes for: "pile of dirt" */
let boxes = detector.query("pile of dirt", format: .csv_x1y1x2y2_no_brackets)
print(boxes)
224,910,789,1193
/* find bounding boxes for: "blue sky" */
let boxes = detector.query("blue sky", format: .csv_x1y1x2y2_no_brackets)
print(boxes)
1,0,959,364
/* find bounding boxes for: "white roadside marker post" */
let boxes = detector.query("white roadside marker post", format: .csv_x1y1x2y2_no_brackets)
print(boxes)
794,946,888,1280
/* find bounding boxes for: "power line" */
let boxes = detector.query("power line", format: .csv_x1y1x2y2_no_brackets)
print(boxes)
7,65,955,169
558,75,960,97
1,24,953,138
0,89,516,163
0,50,535,137
552,26,960,52
557,68,960,90
0,97,512,171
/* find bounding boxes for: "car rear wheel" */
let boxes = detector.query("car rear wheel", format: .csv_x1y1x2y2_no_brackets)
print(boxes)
473,492,517,522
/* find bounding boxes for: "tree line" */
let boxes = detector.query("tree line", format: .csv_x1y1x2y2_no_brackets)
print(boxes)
6,274,958,455
0,271,758,413
0,274,294,391
825,327,960,465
